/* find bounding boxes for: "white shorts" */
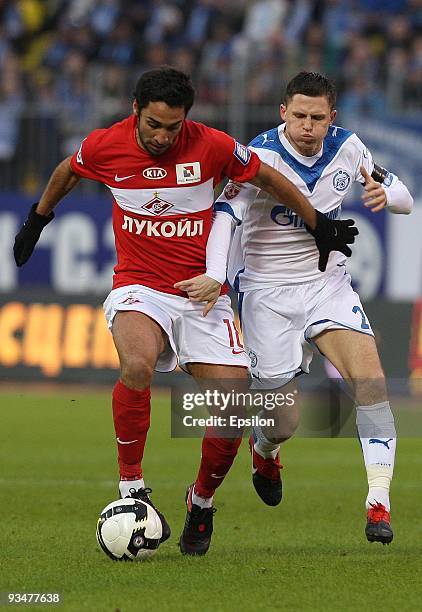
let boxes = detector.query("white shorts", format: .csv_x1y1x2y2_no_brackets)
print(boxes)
240,267,373,388
104,284,249,372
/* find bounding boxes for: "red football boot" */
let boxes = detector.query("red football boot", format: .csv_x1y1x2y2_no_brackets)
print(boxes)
249,434,283,506
365,502,393,544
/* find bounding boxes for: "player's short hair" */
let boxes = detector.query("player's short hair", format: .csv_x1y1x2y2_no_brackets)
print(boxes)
134,66,195,114
284,72,337,109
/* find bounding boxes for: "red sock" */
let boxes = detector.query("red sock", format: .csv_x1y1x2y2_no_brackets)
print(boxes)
194,429,243,498
112,380,151,480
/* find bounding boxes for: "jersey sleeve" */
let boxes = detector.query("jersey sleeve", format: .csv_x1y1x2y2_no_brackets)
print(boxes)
214,180,260,225
351,134,413,214
206,211,234,284
209,127,261,185
69,128,108,181
352,135,375,183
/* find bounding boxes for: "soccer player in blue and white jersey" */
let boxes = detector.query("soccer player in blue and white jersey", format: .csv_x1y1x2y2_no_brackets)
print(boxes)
212,72,413,544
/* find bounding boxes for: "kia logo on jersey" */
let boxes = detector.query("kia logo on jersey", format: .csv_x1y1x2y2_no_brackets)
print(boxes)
176,162,201,184
143,167,167,179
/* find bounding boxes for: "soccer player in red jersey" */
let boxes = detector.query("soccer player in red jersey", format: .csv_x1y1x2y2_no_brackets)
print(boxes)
14,67,357,555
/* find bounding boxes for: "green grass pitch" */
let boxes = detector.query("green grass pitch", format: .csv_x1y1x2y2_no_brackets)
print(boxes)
1,388,421,611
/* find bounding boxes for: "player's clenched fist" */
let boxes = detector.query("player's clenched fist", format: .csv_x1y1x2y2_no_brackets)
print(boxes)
13,203,54,267
360,166,387,212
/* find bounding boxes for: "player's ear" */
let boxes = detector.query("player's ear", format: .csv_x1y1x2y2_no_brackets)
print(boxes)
133,99,139,116
280,104,287,121
330,109,337,124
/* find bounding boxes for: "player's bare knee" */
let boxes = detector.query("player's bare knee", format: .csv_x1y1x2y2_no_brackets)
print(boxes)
267,420,299,443
354,375,387,406
263,404,300,443
120,356,154,390
267,433,292,444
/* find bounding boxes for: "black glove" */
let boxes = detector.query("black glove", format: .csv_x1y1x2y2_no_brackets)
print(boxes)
13,203,54,267
306,210,359,272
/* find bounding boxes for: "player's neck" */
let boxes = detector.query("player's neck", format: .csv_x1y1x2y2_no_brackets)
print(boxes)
135,126,145,151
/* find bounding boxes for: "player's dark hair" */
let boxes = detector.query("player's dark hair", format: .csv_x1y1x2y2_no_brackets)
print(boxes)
134,66,195,114
284,72,336,109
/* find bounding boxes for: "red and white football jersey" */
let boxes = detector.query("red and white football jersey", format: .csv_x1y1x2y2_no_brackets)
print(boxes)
70,115,260,295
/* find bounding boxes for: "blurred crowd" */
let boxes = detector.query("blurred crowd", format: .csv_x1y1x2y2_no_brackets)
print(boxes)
0,0,421,189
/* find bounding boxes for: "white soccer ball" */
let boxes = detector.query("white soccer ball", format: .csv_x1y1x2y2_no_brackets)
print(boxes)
96,498,162,561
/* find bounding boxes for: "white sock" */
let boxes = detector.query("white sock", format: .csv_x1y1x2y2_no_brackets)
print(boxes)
119,478,145,498
356,401,396,511
253,424,280,459
192,486,213,509
365,464,394,511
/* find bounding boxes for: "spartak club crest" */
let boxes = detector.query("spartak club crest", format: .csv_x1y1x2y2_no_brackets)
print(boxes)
141,193,173,215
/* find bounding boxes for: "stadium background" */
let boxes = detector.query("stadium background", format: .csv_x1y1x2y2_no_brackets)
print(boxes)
1,0,421,387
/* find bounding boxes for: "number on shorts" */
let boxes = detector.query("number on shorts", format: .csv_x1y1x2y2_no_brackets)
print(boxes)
352,305,370,330
223,318,244,351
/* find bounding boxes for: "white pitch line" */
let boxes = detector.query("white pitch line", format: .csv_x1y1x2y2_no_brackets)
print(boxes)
0,478,116,487
0,478,178,489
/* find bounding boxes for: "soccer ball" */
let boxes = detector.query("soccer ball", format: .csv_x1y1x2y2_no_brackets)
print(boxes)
96,498,162,561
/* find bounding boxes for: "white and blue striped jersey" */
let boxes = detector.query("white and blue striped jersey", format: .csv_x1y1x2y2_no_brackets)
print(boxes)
216,123,374,289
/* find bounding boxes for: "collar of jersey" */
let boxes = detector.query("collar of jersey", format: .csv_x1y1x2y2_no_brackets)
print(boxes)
249,123,353,193
278,124,323,165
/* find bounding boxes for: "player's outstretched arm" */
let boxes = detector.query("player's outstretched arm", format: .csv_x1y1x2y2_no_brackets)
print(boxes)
35,156,80,216
14,157,80,267
174,210,235,316
250,161,317,228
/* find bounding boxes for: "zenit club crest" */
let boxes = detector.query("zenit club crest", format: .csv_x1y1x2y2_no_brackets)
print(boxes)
333,169,351,192
248,350,258,368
